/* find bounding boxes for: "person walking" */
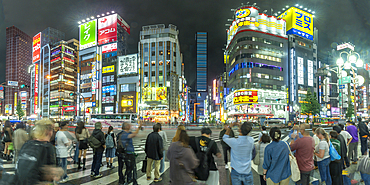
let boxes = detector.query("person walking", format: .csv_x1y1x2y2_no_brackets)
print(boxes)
55,121,72,182
289,124,315,185
172,124,186,142
333,125,349,169
189,127,221,184
346,121,359,164
15,119,63,184
76,121,89,170
145,123,163,182
167,130,199,184
219,123,234,169
314,127,332,185
2,121,13,161
258,126,268,142
223,122,255,185
13,122,29,163
263,127,291,185
157,124,168,173
105,126,116,168
358,118,369,156
329,131,343,185
117,122,142,185
257,134,270,185
90,122,105,178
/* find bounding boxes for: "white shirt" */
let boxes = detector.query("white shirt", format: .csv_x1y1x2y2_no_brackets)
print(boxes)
340,131,352,143
258,131,268,142
55,131,70,158
315,140,330,161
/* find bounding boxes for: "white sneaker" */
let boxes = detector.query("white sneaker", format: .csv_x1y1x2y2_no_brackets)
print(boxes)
225,164,229,170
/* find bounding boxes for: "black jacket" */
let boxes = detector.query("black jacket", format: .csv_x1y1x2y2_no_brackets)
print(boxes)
92,129,105,153
145,132,163,160
219,129,234,147
15,140,57,184
358,122,369,138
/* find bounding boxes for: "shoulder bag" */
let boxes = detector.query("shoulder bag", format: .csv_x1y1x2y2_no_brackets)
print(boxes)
329,141,341,161
253,143,260,165
283,141,300,182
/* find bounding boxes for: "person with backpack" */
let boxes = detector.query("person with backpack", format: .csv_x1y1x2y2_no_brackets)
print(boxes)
76,121,89,170
145,123,164,182
105,126,116,168
223,122,255,185
189,127,221,184
117,122,143,185
329,131,344,185
219,123,234,169
89,122,105,178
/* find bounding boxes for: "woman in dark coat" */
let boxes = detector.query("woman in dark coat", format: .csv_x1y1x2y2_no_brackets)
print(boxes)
167,130,199,185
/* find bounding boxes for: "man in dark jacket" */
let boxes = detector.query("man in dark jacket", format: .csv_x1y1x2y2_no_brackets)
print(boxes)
358,118,370,155
334,125,349,168
145,123,163,182
90,122,105,178
219,123,234,169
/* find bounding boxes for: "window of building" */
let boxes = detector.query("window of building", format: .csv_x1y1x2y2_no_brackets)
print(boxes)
159,50,163,55
159,42,163,46
144,72,148,77
151,82,155,87
159,61,163,65
151,61,155,66
144,62,148,66
151,42,155,47
298,41,306,47
151,71,155,76
152,51,155,56
159,71,163,75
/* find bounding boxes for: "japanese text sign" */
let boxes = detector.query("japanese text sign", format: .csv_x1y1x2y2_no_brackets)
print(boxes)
278,7,313,40
118,54,137,75
233,89,258,104
79,20,97,50
32,32,41,63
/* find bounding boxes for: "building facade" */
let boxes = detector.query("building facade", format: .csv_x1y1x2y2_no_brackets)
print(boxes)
139,24,183,123
5,26,32,116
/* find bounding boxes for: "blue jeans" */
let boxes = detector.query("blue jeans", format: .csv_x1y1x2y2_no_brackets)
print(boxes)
59,158,68,179
318,158,332,185
91,151,103,175
230,169,253,185
362,173,370,185
360,138,368,155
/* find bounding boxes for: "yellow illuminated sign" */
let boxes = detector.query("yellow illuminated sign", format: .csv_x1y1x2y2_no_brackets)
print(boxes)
236,9,251,18
278,7,313,40
102,65,115,73
121,99,133,107
233,90,258,104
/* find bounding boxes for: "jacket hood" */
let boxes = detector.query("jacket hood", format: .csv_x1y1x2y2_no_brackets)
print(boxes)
92,129,102,135
172,141,187,159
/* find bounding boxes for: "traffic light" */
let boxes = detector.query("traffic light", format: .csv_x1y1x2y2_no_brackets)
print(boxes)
20,84,29,88
69,93,75,96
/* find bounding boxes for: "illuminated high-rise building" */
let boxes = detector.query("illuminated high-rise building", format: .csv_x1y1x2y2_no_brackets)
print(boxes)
196,32,207,92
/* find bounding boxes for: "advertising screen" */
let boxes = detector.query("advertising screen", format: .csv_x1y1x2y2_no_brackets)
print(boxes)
118,54,138,75
98,14,117,45
278,7,314,40
79,20,97,50
32,32,41,63
102,43,117,53
233,89,258,104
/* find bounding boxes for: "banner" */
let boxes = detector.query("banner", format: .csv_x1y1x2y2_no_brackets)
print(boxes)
98,14,117,45
32,32,41,63
34,63,39,114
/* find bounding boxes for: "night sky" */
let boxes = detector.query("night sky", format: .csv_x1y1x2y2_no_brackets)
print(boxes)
1,0,370,90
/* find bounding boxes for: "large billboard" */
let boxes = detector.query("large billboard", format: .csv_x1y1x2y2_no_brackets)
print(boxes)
278,7,314,40
98,14,117,45
233,89,258,104
32,32,41,63
79,20,97,50
118,54,138,75
117,14,130,34
102,43,117,54
34,63,39,114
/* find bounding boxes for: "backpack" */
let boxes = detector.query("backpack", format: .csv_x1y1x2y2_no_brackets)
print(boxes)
116,131,128,154
194,137,214,181
106,133,114,149
88,135,101,149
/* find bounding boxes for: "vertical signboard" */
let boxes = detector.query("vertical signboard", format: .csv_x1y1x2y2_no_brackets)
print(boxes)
32,32,41,63
98,14,118,45
297,57,304,85
34,63,39,114
79,20,97,50
21,91,27,109
308,60,314,86
14,92,17,112
290,48,295,102
278,7,314,40
92,62,97,94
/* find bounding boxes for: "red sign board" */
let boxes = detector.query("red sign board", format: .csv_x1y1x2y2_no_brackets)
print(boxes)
34,63,39,114
117,14,130,35
63,106,76,112
98,14,117,45
32,32,41,63
102,43,117,54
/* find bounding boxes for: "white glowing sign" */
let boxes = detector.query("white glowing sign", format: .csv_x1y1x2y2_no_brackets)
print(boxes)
297,57,304,85
308,60,314,87
290,48,295,102
118,54,138,75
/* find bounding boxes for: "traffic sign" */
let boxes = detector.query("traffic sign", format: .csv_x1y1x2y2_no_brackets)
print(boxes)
339,76,351,85
0,86,4,91
339,85,345,89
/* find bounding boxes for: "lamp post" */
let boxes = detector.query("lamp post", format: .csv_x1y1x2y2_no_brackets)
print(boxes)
337,50,364,122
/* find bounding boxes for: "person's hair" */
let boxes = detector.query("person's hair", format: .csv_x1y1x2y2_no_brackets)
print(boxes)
269,127,281,142
108,126,113,134
347,121,353,125
339,124,345,130
77,121,85,134
178,130,189,147
240,122,252,136
153,123,161,132
201,127,212,135
292,125,299,130
261,134,270,143
312,127,317,132
172,125,186,142
262,126,266,130
358,117,362,123
4,120,11,128
300,124,310,134
31,119,54,139
329,131,338,139
315,127,330,143
17,122,25,129
59,121,68,128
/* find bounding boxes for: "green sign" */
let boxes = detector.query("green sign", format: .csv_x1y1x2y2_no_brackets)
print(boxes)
79,20,97,50
339,76,351,85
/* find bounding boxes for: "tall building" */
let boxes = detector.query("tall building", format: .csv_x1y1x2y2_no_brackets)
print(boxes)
139,24,183,123
196,32,207,91
41,27,65,47
5,26,32,116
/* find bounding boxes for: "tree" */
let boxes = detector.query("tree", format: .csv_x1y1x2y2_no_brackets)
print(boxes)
346,102,354,120
301,88,320,121
16,100,25,120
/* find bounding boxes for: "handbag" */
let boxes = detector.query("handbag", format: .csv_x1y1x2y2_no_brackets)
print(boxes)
253,143,260,165
283,141,300,182
141,157,147,173
329,141,341,161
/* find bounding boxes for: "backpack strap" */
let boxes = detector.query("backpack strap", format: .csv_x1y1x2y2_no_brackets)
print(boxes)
206,140,215,155
195,137,201,153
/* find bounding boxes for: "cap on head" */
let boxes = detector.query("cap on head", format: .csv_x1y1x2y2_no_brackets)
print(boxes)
95,122,102,129
54,123,59,128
